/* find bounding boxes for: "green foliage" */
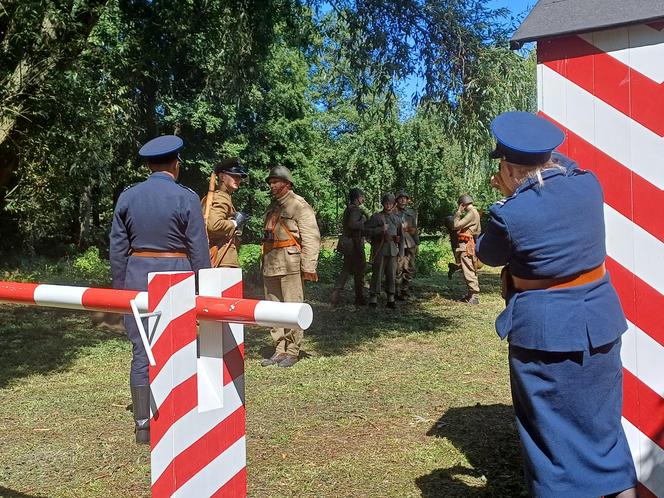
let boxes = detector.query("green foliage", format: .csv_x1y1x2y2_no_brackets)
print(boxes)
238,244,263,284
72,247,111,287
0,0,535,251
416,240,454,277
316,248,343,284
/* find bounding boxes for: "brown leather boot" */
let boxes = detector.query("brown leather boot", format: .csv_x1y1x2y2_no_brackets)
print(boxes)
261,352,288,367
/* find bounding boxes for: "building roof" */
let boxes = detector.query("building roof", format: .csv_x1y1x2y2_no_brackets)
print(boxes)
511,0,664,48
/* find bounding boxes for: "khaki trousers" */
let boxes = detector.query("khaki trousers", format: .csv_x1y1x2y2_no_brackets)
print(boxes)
396,248,416,293
370,254,397,298
459,250,480,294
263,273,304,355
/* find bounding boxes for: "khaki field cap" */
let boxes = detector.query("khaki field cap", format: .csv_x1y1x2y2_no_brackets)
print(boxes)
265,165,293,184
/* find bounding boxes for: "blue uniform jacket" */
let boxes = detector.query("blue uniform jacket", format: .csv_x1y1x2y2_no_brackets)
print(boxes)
110,172,210,290
476,153,627,351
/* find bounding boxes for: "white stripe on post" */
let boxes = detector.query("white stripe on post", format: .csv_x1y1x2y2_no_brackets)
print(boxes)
150,376,244,485
621,322,664,397
604,204,664,295
580,25,664,84
539,65,664,188
171,436,246,498
622,418,664,495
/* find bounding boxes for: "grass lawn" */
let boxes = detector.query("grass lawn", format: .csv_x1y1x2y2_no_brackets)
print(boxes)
0,267,526,497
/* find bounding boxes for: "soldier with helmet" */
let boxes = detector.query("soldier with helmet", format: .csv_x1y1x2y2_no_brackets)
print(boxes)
364,193,403,308
201,157,250,268
448,193,481,304
110,135,210,443
331,187,368,306
394,190,419,299
260,165,321,368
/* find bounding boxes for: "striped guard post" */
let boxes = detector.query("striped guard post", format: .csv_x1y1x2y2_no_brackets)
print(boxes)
148,269,247,498
537,22,664,497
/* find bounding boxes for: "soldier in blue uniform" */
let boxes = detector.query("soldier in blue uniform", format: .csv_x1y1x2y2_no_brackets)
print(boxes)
477,112,637,498
110,135,210,444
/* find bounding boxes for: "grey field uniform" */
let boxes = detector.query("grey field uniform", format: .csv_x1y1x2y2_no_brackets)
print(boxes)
365,209,402,305
395,205,418,296
333,202,368,303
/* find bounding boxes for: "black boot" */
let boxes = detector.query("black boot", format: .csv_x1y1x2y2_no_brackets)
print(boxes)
130,385,151,445
448,263,460,280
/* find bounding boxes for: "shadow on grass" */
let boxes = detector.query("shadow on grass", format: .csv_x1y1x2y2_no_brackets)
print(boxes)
0,306,122,388
244,269,503,360
416,403,526,497
0,487,45,498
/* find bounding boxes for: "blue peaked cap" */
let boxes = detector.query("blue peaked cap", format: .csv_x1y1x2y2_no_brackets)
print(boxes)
139,135,183,159
489,112,564,166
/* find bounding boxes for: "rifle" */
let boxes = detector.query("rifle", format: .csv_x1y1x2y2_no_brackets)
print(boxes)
203,172,216,225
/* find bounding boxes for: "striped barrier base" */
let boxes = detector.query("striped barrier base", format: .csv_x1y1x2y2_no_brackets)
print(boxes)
148,268,246,497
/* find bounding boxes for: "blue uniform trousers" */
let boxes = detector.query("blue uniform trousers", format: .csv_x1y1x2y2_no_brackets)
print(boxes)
124,255,193,386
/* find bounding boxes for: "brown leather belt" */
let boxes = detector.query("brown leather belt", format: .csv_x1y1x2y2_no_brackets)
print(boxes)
131,250,188,258
512,263,606,291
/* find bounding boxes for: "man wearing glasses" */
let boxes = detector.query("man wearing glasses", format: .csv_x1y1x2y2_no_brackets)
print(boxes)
110,135,210,444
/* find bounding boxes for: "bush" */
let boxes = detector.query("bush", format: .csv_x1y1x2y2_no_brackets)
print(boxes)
72,246,112,286
317,248,342,284
238,244,343,284
416,239,453,276
238,244,262,284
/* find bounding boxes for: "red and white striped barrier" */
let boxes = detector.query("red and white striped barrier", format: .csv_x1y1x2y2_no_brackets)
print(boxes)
0,268,313,497
0,279,313,330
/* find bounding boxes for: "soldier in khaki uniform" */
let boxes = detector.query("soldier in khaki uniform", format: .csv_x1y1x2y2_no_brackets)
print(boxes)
261,166,321,368
365,193,402,309
331,187,368,306
448,194,481,304
394,190,419,299
201,158,250,267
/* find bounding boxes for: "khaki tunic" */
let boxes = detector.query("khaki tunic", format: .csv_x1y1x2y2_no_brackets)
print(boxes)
453,206,481,294
262,191,321,277
201,184,239,268
365,210,402,298
262,190,321,356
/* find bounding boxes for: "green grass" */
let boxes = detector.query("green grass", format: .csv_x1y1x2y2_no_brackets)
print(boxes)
0,266,526,498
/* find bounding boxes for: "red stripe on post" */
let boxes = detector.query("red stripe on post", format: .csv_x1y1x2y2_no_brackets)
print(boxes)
0,281,39,305
211,467,247,498
221,280,243,298
637,481,658,498
151,405,246,497
223,343,245,387
80,287,140,313
150,308,198,377
539,113,664,245
607,257,664,348
150,374,198,449
148,272,195,313
623,368,664,450
540,35,664,137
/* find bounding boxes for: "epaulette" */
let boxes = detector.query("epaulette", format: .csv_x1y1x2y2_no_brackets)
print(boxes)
177,183,198,195
122,183,138,192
